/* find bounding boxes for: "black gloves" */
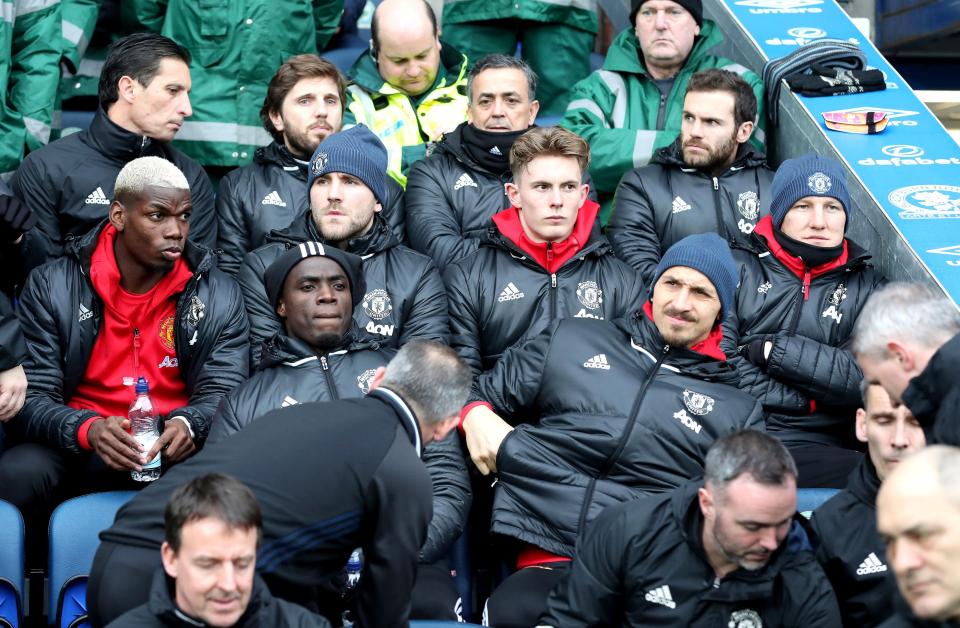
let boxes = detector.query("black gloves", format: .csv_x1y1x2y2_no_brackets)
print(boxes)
740,336,772,369
0,195,36,243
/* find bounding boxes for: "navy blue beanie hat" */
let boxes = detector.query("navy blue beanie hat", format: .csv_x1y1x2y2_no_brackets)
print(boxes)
770,154,851,229
307,124,387,206
264,241,366,311
651,232,738,317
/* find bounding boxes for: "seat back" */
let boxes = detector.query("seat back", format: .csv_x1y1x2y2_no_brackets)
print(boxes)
0,499,24,628
48,491,138,628
797,487,840,518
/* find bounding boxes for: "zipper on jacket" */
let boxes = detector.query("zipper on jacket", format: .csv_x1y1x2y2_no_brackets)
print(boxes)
549,272,558,320
319,355,339,400
139,136,148,156
785,270,811,335
656,93,667,129
133,327,141,381
576,343,671,533
711,177,730,240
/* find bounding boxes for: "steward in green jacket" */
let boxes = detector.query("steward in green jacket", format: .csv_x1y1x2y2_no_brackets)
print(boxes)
343,0,468,188
0,0,61,178
129,0,344,168
561,0,765,225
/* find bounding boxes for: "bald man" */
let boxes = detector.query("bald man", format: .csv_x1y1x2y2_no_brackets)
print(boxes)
343,0,469,187
877,445,960,626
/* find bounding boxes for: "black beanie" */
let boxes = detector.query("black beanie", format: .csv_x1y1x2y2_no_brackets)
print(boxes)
630,0,703,26
263,241,366,311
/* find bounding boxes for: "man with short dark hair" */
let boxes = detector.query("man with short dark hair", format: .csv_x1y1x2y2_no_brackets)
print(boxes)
88,340,472,627
560,0,765,223
462,232,764,626
106,473,330,627
723,154,885,488
542,430,841,626
811,382,925,628
216,55,406,275
0,157,248,562
11,32,217,271
344,0,469,187
406,54,546,272
853,282,960,448
444,126,643,376
876,445,960,626
211,244,469,621
608,68,774,284
238,124,447,367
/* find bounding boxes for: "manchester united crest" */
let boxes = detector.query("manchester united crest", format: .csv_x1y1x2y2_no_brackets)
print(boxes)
829,283,847,305
357,368,377,394
728,609,762,628
576,281,603,310
807,172,832,194
158,316,176,352
362,289,393,321
682,389,715,416
312,152,328,174
737,191,760,221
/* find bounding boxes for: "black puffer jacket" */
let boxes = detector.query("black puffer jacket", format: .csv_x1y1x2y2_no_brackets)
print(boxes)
607,141,773,284
444,207,644,376
722,217,885,448
107,569,330,627
903,331,960,447
207,332,471,564
215,141,407,275
9,222,249,454
473,314,763,556
237,211,448,368
11,108,217,272
405,123,597,272
811,457,896,628
542,480,842,627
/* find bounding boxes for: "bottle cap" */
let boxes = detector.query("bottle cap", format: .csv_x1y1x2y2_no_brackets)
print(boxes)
135,376,149,394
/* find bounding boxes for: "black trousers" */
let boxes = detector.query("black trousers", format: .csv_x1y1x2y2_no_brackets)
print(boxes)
0,442,139,564
485,563,570,628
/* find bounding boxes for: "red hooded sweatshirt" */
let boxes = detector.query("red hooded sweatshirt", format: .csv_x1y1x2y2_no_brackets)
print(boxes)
753,215,849,301
490,199,601,274
71,224,193,450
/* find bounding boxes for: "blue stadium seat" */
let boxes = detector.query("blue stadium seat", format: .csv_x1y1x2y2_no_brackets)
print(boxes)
0,499,24,628
324,47,365,73
412,622,483,627
796,487,840,518
48,491,137,628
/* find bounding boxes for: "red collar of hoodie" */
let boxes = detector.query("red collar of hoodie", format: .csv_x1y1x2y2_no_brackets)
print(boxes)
642,301,726,361
753,216,849,301
89,224,194,317
491,199,601,274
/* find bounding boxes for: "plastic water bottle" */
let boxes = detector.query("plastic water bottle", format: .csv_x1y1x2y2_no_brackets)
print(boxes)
130,376,161,482
341,548,363,626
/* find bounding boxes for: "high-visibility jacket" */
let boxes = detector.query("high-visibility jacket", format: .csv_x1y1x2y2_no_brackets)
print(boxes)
344,44,468,188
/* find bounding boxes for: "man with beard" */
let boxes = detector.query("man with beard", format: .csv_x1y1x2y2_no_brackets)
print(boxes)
542,430,841,626
210,244,469,621
216,55,406,276
722,154,885,488
461,232,764,626
853,282,960,448
811,382,926,627
559,0,765,224
608,69,773,284
0,157,248,562
237,124,447,366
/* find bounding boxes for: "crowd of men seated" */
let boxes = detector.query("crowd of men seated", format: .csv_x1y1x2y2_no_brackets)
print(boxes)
2,0,960,626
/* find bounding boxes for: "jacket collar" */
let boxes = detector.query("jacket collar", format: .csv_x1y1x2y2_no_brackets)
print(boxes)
487,200,603,273
847,455,881,506
67,218,214,277
266,210,399,257
84,107,167,162
256,325,374,370
752,215,855,280
368,387,423,456
254,141,309,180
146,567,270,627
902,330,960,426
